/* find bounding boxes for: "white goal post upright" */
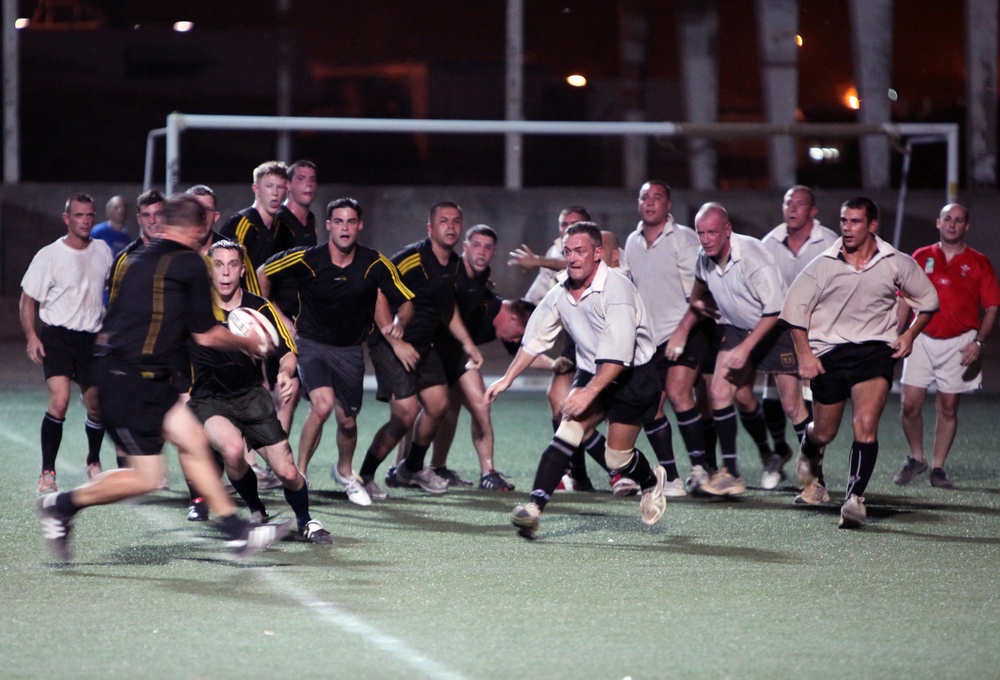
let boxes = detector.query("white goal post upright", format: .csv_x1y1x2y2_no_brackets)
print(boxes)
147,112,958,204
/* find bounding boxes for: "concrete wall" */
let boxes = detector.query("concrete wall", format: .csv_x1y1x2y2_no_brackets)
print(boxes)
3,183,996,340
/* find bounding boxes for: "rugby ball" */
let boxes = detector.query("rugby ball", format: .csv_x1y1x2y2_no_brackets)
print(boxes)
227,307,279,354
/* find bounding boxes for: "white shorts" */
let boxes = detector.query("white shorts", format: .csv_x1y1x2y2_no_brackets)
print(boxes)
900,330,982,393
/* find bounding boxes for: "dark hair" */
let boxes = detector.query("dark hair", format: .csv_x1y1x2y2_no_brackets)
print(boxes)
288,160,317,176
161,194,206,229
64,192,94,214
326,197,362,221
429,201,462,223
564,221,603,248
842,196,878,222
642,179,671,198
208,239,245,259
465,224,497,243
561,205,592,221
508,298,536,326
185,184,216,199
137,189,165,211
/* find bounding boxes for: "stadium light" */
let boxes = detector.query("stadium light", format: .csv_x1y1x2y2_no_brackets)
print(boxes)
844,87,860,110
173,21,194,32
566,74,587,87
795,34,803,47
15,17,29,28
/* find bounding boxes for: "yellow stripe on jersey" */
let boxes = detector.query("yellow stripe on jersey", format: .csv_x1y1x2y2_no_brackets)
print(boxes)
259,300,297,353
396,252,422,276
142,252,177,356
233,217,253,245
108,253,131,305
243,253,261,295
263,249,313,277
365,254,415,299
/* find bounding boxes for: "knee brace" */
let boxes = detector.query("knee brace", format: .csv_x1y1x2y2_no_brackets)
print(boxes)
604,446,635,470
554,419,585,447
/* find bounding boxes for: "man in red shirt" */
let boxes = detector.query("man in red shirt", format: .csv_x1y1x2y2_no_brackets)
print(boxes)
895,203,1000,488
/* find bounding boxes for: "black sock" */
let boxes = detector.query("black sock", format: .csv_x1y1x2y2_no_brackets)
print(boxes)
619,448,657,490
358,451,382,479
55,491,81,517
218,513,247,538
84,417,104,466
230,468,266,514
282,481,311,529
644,416,678,480
846,440,879,498
714,406,740,476
702,417,718,470
762,398,788,449
404,442,430,473
41,412,64,471
676,407,708,469
801,434,826,486
793,418,810,448
739,403,771,458
582,430,610,473
530,437,575,511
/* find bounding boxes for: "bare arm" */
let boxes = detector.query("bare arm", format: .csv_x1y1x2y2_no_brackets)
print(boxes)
274,351,298,404
448,306,483,369
723,314,779,371
508,244,566,272
484,348,538,404
255,265,272,299
791,327,824,380
892,311,935,359
19,292,44,364
559,361,625,420
665,279,708,358
191,324,268,357
961,305,1000,366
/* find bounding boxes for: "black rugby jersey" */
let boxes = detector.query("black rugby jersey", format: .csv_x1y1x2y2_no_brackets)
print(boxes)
263,243,413,347
188,291,295,399
392,238,461,346
220,206,289,297
96,239,217,375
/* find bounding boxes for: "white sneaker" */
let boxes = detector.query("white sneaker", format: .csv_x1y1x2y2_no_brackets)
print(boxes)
663,476,687,497
839,494,866,529
332,467,372,506
640,465,667,525
686,464,710,492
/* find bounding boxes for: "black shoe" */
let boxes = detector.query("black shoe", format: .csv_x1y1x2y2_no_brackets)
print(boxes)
930,467,954,489
433,466,474,487
570,475,595,492
893,456,928,485
384,466,408,488
479,469,516,491
36,493,73,562
301,519,333,544
187,497,208,522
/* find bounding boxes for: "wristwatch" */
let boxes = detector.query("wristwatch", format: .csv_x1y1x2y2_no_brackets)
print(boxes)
975,339,986,349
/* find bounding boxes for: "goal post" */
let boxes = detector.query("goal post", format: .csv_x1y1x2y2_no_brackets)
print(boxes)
146,112,958,203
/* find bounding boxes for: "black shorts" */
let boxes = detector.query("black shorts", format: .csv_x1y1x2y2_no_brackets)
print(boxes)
370,338,448,403
42,326,96,385
573,362,660,426
652,318,718,384
95,359,178,456
719,324,798,375
434,335,470,386
187,385,288,451
811,342,897,405
296,336,365,416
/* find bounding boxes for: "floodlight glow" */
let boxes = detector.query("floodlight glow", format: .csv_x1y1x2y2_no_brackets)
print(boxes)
173,21,194,32
808,147,824,161
15,17,29,29
844,87,860,110
795,34,803,47
566,74,587,87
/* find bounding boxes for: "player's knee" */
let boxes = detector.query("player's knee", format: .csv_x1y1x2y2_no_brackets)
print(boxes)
852,412,879,439
336,415,358,437
554,419,585,447
218,443,245,467
309,397,335,422
604,446,635,471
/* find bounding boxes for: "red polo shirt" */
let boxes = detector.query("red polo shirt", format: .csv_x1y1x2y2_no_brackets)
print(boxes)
912,244,1000,339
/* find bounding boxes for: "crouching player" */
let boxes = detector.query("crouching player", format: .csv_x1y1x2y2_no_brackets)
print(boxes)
485,222,666,539
186,240,332,543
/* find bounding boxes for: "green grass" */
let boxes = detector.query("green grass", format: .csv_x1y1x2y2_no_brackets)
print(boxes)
1,388,998,679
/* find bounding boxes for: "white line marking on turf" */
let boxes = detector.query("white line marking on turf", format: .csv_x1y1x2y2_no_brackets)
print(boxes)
133,503,469,680
258,569,470,680
0,428,35,448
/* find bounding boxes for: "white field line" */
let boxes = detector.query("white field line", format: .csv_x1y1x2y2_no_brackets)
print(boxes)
132,505,470,680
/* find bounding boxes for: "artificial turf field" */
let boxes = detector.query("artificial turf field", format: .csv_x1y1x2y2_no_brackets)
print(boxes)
1,386,999,680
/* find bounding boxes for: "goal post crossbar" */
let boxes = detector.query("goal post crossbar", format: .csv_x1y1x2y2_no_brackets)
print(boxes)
148,112,958,201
